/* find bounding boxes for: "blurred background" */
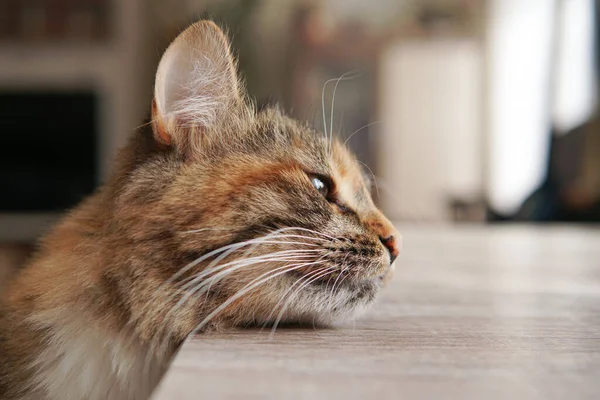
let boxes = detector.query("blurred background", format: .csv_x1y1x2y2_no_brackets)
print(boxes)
0,0,599,273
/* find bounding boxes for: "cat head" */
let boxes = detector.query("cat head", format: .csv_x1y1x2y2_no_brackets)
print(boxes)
119,21,400,336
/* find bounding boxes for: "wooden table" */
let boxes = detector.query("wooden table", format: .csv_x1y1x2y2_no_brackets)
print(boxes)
153,224,600,399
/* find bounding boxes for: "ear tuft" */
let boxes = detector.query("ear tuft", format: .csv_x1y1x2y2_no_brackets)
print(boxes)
152,21,242,153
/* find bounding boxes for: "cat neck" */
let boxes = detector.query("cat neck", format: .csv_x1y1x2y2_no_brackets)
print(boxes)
16,309,167,400
0,191,177,400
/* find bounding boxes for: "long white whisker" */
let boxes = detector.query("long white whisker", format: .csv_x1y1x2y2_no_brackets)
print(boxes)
201,252,320,304
182,228,339,241
266,265,333,326
260,265,329,331
357,160,380,199
331,264,354,301
190,260,327,334
162,227,329,301
180,227,233,234
328,262,351,306
338,110,345,138
189,231,328,287
269,266,337,339
165,229,327,286
179,248,320,293
166,251,319,318
162,253,318,327
330,71,359,150
149,237,319,335
147,226,335,347
159,247,319,324
322,79,329,150
321,71,361,154
343,121,381,146
157,257,324,350
268,227,338,242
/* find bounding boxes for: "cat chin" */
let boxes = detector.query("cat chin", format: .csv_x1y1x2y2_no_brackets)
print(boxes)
257,273,384,327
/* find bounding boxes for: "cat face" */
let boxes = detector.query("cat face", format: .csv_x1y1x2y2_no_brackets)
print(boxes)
126,21,400,334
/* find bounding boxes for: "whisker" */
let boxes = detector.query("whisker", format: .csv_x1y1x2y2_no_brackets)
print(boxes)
343,121,381,146
161,263,324,347
190,260,327,334
182,228,332,246
200,252,320,305
146,226,336,348
332,265,352,298
322,78,330,150
133,120,154,131
171,250,319,305
330,70,361,152
260,265,329,331
165,229,328,287
187,253,319,302
180,227,235,234
164,251,320,322
178,248,320,292
321,70,362,154
146,231,322,337
338,110,345,138
256,225,340,242
158,248,320,324
357,160,380,200
257,251,331,333
269,266,337,339
188,230,329,286
328,262,351,305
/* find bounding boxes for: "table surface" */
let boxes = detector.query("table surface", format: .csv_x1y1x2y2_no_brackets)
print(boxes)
153,224,600,400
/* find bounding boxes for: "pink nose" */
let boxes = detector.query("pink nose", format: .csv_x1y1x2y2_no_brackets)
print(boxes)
379,235,400,264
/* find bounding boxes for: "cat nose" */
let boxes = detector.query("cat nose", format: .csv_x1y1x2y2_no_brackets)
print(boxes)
379,235,400,264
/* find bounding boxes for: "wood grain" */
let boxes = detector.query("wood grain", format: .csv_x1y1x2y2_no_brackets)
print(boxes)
153,224,600,399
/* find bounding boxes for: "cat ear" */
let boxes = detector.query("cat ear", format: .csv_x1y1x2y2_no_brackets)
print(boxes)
152,21,242,153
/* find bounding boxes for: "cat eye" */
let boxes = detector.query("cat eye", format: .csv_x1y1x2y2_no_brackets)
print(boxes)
308,174,354,214
311,176,329,198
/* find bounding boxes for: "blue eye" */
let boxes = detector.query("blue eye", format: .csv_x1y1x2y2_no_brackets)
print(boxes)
311,176,329,197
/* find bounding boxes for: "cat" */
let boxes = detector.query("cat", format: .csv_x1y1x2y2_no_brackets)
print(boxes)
0,21,400,400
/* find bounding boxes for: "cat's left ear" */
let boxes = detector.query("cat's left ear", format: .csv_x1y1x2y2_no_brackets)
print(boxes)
152,21,244,154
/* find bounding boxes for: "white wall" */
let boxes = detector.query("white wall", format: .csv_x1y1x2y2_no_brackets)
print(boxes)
378,40,483,221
